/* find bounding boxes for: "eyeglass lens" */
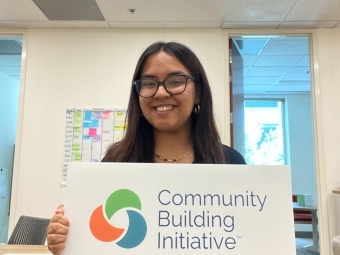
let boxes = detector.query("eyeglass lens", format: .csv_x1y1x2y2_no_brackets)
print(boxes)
136,75,188,97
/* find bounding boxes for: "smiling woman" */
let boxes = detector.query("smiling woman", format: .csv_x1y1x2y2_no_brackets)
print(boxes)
46,41,246,255
101,41,246,164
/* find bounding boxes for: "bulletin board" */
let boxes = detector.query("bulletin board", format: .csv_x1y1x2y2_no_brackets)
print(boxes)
62,108,127,185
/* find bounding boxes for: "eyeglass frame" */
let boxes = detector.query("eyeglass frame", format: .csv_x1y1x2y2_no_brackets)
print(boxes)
133,74,196,98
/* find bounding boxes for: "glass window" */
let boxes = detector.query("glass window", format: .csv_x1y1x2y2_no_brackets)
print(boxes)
244,100,286,165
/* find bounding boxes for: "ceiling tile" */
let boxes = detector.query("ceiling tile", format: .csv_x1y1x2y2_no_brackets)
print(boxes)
267,85,311,92
164,0,228,22
8,75,20,81
284,66,310,77
0,0,48,21
241,55,258,67
253,55,305,67
166,22,220,28
96,0,164,21
247,66,290,77
244,85,272,94
0,55,21,65
0,21,54,29
277,77,310,84
8,66,21,74
109,22,165,29
233,38,269,55
244,76,280,85
294,55,310,67
261,38,309,55
0,41,22,54
50,21,109,28
224,0,296,21
280,21,339,28
223,21,280,28
243,67,251,76
0,66,18,75
285,0,340,21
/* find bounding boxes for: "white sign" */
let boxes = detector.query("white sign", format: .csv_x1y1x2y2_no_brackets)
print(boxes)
64,163,296,254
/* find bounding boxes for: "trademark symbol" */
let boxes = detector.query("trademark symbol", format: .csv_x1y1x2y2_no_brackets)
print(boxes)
236,235,242,239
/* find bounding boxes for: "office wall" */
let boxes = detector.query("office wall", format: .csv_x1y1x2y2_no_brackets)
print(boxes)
286,94,316,199
7,28,340,253
313,29,340,243
10,28,227,221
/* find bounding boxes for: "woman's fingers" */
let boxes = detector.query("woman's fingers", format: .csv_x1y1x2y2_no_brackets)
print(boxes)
49,213,69,229
47,206,69,255
47,242,66,255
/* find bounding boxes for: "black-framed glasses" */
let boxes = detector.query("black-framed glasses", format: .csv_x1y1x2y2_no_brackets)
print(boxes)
133,74,195,98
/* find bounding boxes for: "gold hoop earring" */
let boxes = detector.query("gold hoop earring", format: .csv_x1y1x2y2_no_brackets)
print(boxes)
193,104,200,115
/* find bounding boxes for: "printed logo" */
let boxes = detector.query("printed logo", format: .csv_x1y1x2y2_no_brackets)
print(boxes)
89,189,147,249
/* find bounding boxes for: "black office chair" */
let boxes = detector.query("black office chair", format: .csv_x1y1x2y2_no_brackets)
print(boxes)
8,215,51,245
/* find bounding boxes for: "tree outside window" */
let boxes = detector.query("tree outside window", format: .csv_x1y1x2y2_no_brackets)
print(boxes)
244,100,285,165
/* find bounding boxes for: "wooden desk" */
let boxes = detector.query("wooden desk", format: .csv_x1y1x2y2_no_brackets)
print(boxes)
293,202,319,254
0,245,51,255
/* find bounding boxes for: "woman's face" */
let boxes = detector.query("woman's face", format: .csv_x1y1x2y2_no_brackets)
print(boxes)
139,51,199,133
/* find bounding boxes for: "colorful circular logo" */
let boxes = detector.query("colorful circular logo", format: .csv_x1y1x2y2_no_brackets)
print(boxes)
89,189,147,248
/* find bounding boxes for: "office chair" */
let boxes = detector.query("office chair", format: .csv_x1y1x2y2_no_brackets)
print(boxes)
8,215,51,245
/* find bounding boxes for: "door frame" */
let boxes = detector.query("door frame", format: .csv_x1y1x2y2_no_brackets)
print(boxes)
223,29,328,254
0,30,27,235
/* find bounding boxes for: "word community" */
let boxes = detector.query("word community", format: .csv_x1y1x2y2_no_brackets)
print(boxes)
158,189,267,211
157,232,236,250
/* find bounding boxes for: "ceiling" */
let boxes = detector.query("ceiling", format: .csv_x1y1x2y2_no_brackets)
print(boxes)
1,0,339,94
1,0,340,29
232,35,311,95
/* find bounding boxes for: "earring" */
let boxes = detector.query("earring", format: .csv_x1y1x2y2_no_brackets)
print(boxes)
193,104,200,115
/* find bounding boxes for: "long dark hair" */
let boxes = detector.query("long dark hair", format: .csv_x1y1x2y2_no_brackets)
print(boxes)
104,41,226,163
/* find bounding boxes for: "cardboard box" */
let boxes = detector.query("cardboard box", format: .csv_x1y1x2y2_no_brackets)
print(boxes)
297,194,313,206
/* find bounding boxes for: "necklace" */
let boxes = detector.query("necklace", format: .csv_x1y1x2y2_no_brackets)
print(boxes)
155,149,192,162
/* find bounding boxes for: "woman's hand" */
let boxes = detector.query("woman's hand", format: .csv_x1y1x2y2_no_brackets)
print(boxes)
47,205,69,255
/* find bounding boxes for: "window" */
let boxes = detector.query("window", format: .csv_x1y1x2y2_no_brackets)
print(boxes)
244,100,286,165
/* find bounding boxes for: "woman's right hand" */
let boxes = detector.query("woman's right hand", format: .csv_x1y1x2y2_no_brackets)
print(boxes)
47,205,69,255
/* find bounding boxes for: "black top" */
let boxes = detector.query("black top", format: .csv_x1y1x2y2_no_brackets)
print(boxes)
102,144,246,164
222,144,246,164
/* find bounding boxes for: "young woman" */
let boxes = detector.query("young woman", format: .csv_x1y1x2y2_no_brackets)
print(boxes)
47,41,246,255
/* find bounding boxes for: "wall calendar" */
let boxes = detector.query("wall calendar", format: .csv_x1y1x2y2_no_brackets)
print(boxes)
62,108,127,185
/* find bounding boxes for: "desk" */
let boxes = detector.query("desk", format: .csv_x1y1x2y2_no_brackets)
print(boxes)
0,245,51,255
293,202,319,254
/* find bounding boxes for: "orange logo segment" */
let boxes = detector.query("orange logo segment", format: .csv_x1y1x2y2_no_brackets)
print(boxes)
89,205,125,242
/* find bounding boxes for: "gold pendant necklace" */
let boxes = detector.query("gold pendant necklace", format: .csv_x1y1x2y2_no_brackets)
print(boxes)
155,149,192,162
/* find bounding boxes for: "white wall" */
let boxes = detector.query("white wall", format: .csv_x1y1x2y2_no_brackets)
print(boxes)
4,28,340,254
313,29,340,248
10,28,227,222
286,94,316,199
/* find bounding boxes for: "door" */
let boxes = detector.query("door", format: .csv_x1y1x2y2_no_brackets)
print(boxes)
0,36,22,243
229,39,245,156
